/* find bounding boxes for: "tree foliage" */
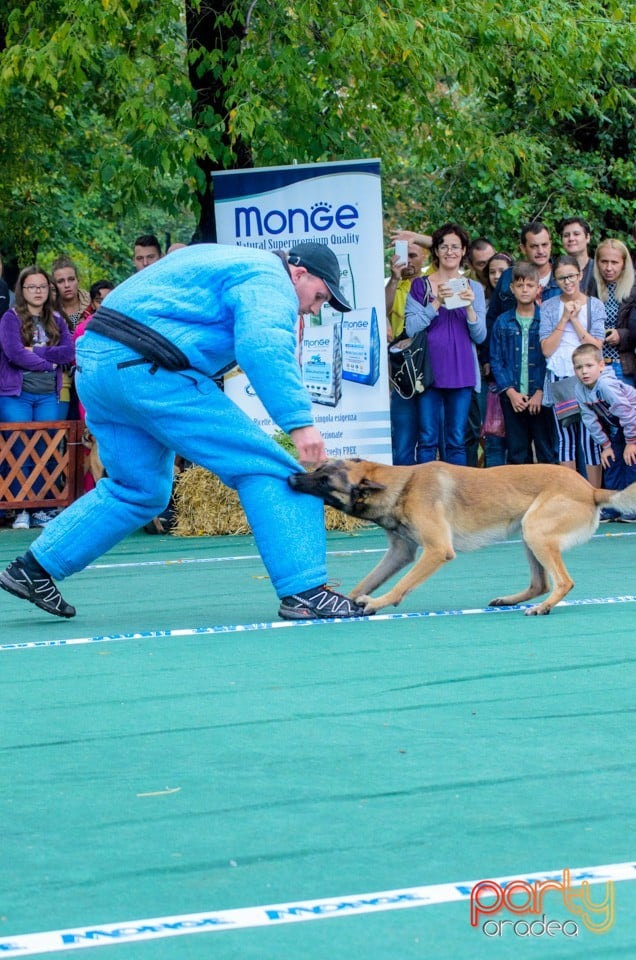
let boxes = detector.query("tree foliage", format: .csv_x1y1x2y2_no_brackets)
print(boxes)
0,0,634,277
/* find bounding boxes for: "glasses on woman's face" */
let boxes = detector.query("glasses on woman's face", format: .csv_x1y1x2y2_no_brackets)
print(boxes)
555,274,580,285
438,244,462,253
23,285,49,292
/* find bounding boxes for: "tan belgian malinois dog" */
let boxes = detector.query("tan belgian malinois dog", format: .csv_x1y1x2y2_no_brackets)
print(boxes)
289,459,636,616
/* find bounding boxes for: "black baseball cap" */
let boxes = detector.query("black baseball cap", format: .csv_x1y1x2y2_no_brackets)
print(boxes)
288,242,352,312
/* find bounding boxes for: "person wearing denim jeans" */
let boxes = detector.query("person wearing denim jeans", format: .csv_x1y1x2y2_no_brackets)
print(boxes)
0,266,74,529
404,223,486,466
490,262,557,465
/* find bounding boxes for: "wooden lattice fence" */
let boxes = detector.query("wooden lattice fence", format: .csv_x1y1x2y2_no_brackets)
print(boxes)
0,421,84,510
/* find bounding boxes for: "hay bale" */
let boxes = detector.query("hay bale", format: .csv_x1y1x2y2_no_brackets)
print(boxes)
172,465,367,537
172,466,250,537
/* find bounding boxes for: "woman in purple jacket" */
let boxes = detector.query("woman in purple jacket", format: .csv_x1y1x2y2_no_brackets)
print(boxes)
0,266,74,529
403,223,486,465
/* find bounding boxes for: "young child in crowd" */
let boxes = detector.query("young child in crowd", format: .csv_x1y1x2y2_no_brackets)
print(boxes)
572,343,636,520
489,261,557,464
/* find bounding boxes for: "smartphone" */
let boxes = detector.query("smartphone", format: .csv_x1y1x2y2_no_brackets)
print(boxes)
394,240,409,266
445,277,468,309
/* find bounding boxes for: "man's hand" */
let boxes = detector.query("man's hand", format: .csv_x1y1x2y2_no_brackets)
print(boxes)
388,253,405,281
290,425,327,468
390,229,432,249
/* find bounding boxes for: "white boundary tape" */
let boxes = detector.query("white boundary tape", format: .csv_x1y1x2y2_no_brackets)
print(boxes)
0,861,633,955
1,595,635,653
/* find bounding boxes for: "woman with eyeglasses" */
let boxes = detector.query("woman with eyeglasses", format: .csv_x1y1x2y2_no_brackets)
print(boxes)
0,266,75,529
403,222,486,465
593,238,636,386
539,254,606,486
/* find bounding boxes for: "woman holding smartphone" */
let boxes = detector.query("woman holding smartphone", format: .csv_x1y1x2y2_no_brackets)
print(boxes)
403,222,486,465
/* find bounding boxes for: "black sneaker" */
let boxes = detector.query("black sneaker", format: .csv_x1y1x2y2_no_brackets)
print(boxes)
0,559,76,618
278,585,367,620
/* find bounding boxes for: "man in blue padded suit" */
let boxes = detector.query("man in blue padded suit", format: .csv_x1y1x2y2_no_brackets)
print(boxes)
0,242,368,621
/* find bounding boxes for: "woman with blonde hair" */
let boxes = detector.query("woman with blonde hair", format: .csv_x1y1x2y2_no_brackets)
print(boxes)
594,238,636,385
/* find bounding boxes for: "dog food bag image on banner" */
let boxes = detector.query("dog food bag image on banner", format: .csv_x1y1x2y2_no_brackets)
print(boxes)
301,318,343,407
321,254,357,325
341,307,381,386
338,253,356,309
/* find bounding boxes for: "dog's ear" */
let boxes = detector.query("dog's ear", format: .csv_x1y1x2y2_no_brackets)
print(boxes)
357,477,386,492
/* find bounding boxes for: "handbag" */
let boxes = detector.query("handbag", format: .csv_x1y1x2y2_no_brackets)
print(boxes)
551,376,580,426
482,389,506,438
388,330,433,400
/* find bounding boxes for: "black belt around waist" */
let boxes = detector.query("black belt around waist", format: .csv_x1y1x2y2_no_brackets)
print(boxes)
86,306,238,382
87,307,191,372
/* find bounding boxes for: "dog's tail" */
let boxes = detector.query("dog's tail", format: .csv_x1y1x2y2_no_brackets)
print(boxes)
593,480,636,515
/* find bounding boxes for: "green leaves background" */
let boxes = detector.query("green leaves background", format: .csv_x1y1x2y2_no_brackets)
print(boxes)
1,0,634,281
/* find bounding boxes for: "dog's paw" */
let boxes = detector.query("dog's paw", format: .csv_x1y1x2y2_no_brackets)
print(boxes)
524,604,551,616
488,597,507,607
355,594,378,615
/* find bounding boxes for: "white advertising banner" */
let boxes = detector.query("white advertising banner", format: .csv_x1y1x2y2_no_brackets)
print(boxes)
212,159,391,462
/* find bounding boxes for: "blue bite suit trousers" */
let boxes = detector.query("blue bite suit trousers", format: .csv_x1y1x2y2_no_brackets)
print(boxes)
31,334,328,597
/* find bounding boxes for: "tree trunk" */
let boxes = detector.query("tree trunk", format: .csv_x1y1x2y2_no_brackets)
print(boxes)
185,0,253,242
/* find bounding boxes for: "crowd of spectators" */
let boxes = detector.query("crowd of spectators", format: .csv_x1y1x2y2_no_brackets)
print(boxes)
388,215,636,518
2,216,636,531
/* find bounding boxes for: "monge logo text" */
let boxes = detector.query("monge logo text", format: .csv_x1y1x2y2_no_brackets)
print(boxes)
235,201,359,238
